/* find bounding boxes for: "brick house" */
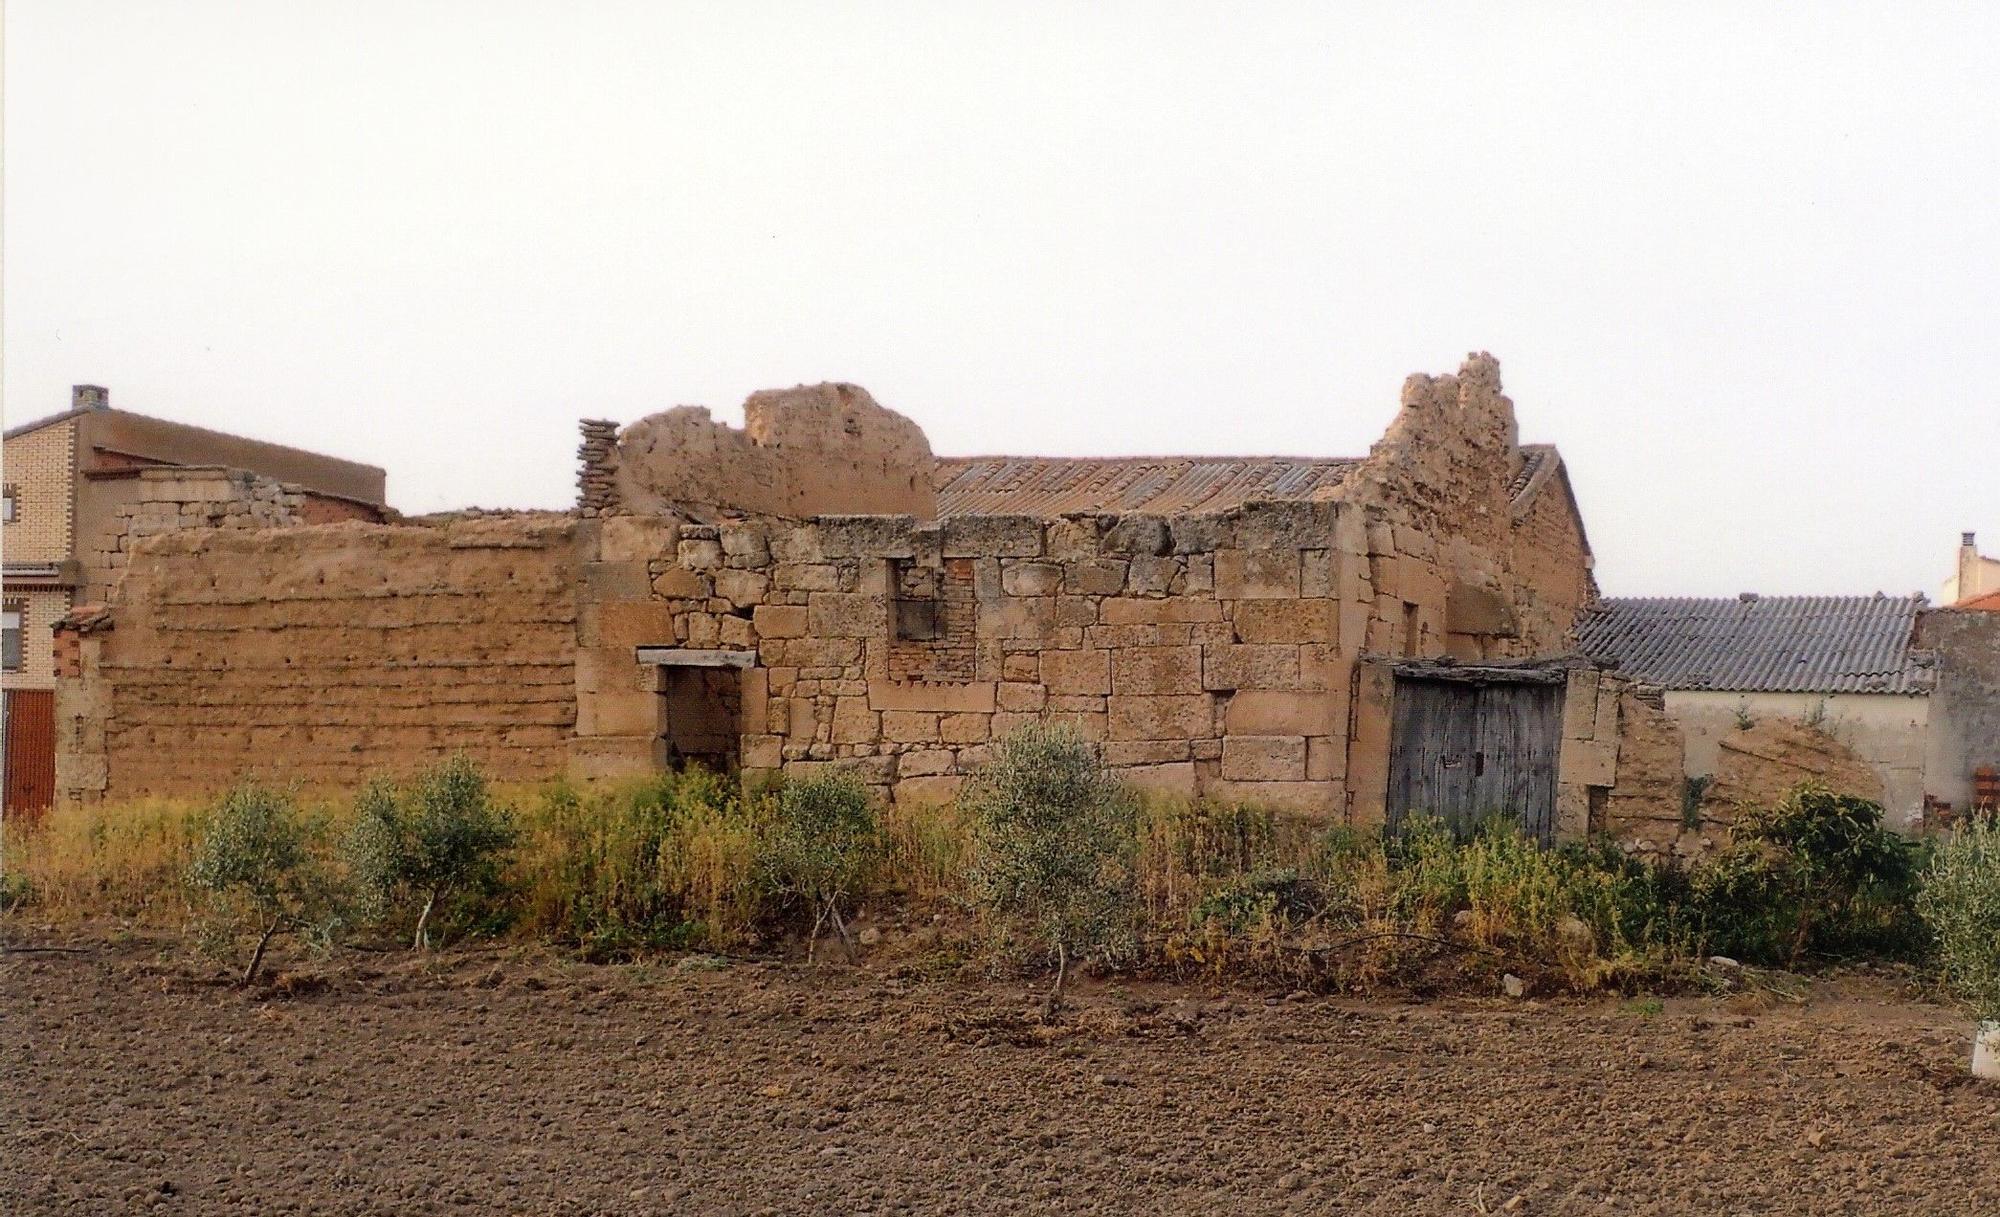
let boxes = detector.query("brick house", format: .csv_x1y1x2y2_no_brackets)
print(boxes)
4,386,386,814
54,354,1685,842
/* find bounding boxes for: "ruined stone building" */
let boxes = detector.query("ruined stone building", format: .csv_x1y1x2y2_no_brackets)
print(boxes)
3,386,386,814
56,354,1688,841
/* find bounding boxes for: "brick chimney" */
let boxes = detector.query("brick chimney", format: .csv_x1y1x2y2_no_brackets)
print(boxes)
72,385,109,411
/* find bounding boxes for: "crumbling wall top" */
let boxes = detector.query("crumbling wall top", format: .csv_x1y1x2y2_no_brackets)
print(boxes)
586,383,937,522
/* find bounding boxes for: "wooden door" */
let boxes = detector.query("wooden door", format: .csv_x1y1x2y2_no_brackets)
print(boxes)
3,689,57,820
1388,676,1562,843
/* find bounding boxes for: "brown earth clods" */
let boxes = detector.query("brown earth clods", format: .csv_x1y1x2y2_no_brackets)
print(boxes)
5,932,1999,1216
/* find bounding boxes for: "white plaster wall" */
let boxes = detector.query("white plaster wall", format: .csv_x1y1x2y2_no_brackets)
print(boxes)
1662,691,1930,830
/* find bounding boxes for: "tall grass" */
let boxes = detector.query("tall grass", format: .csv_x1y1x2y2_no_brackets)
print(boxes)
4,796,215,921
1,761,1940,999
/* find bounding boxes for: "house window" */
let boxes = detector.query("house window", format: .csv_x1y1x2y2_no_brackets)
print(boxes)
1,486,17,523
2,605,22,672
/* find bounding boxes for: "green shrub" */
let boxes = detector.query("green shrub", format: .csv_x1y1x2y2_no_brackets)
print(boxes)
1919,818,2000,1020
761,770,879,959
966,725,1135,1016
1195,866,1325,933
1688,783,1922,966
186,784,335,984
346,757,516,950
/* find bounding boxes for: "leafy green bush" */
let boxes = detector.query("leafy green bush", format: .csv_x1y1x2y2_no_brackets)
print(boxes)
186,784,335,984
966,725,1136,1016
1919,818,2000,1020
1687,784,1922,966
1195,867,1324,933
346,757,516,950
761,770,879,959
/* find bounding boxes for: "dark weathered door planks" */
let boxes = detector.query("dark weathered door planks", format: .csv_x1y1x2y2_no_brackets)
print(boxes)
1388,675,1562,843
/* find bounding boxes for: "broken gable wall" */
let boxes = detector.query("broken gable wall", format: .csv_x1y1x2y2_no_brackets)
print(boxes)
590,383,937,521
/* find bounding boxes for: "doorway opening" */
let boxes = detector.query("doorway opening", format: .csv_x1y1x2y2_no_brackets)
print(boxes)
1386,668,1563,843
657,666,741,773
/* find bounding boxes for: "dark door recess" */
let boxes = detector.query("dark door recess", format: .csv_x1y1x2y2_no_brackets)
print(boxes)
657,667,742,774
1387,674,1562,843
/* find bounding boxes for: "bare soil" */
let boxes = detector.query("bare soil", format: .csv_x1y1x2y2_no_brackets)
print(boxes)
5,930,1998,1215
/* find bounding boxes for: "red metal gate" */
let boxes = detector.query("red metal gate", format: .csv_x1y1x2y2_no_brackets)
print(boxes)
3,689,56,820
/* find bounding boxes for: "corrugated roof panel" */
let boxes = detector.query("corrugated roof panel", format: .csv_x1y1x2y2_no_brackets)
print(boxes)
934,456,1360,518
1576,594,1931,695
934,445,1572,520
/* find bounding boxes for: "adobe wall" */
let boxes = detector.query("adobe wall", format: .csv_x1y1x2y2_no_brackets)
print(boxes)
1663,691,1921,830
585,383,937,521
56,516,578,803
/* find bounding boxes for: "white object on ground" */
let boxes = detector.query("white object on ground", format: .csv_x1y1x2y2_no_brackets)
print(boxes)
1972,1020,2000,1081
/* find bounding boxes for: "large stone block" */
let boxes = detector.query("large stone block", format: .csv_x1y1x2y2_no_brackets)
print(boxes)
815,515,919,559
1001,561,1063,597
1201,643,1299,691
600,515,677,563
1214,549,1301,600
1042,649,1111,695
1307,735,1344,781
942,515,1044,558
576,688,660,737
1101,516,1170,557
585,600,677,648
772,562,843,591
1112,645,1202,695
566,735,657,783
882,710,940,743
575,646,648,694
712,568,770,608
1563,738,1618,788
1221,735,1308,782
1104,739,1192,766
651,566,708,598
868,681,997,713
808,592,886,638
1064,558,1129,596
831,696,879,743
1108,694,1216,740
1236,500,1336,552
585,561,653,599
1111,597,1222,625
996,681,1047,712
753,604,809,639
1562,669,1600,739
1224,689,1343,736
1233,598,1338,644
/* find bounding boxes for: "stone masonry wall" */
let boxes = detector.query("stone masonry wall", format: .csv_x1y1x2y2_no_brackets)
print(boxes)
84,466,307,595
57,516,577,803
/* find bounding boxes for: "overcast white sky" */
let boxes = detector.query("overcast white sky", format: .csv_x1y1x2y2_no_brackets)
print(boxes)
6,3,1996,597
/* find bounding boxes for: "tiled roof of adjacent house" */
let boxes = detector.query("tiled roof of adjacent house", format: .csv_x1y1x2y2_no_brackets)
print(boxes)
1956,589,2000,612
1575,594,1931,694
934,444,1568,520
